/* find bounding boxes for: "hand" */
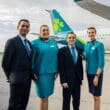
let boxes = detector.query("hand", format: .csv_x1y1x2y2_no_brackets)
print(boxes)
93,76,99,86
62,83,69,88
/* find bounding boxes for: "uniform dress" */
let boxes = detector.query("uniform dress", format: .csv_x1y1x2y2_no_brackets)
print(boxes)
84,40,105,96
32,37,58,98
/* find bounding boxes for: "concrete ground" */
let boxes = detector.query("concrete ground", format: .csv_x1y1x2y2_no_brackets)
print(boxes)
0,56,110,110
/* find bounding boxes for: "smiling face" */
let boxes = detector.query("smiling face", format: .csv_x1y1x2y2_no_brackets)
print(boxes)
17,20,30,37
87,27,96,41
66,32,76,46
40,25,50,39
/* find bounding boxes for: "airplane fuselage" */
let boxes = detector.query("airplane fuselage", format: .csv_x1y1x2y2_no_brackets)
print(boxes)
76,28,110,51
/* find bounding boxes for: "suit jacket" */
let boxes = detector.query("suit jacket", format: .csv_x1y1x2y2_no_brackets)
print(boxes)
2,35,34,83
58,46,83,85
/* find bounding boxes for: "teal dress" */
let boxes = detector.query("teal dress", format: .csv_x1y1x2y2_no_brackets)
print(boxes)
32,38,58,98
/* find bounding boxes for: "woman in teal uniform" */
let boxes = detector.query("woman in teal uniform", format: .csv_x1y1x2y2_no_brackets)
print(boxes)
84,27,105,110
32,24,58,110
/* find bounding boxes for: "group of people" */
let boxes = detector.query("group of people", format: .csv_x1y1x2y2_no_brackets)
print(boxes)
1,19,105,110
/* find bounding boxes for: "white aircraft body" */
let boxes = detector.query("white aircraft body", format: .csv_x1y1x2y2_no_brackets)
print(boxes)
75,28,110,51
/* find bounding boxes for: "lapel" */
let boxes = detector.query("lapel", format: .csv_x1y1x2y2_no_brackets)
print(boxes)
16,35,31,59
27,41,33,59
75,47,80,64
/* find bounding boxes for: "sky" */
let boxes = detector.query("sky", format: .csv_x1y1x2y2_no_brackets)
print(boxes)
0,0,110,51
0,0,71,34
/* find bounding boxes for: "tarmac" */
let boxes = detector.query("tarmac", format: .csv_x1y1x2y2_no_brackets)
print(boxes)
77,0,110,20
0,55,110,110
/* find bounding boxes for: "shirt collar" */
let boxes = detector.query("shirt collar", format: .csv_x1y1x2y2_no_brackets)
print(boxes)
68,44,75,49
18,34,27,41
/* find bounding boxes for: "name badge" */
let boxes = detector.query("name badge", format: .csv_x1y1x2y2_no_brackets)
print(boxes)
50,45,55,47
91,46,95,50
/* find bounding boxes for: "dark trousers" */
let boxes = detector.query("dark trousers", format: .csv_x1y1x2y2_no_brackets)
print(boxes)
8,80,31,110
62,82,81,110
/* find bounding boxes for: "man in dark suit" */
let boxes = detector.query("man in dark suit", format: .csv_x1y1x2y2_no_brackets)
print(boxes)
2,19,36,110
58,32,83,110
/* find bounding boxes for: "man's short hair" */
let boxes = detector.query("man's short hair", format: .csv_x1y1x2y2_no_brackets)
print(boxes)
17,19,30,28
66,32,76,39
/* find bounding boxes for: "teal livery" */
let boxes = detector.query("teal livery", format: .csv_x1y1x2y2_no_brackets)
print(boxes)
50,9,86,50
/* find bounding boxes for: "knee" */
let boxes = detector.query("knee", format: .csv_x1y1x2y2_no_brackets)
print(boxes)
94,96,100,102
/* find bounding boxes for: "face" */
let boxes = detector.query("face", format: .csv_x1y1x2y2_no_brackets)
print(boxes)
67,33,76,46
87,29,96,41
17,21,30,37
40,26,50,38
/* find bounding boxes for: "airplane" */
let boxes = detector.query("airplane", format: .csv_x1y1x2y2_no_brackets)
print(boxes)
49,9,110,52
30,9,110,52
76,0,110,20
30,9,86,50
74,0,82,2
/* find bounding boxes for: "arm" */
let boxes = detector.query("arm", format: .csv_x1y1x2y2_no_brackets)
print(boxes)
55,42,59,79
96,43,105,76
31,42,38,81
93,43,105,86
1,39,15,80
58,49,67,84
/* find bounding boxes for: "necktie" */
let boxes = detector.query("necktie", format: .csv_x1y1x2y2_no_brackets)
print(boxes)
71,47,77,63
24,39,31,55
